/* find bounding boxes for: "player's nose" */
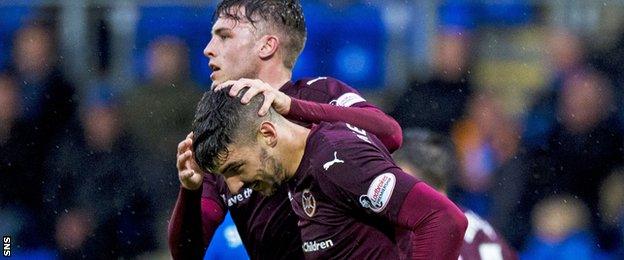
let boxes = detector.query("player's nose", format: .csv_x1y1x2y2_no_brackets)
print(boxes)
225,176,244,194
203,39,216,58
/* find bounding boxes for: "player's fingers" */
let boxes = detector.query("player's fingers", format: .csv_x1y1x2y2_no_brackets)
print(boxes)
240,85,264,104
177,150,192,171
229,81,249,97
188,151,204,172
186,132,193,139
177,138,190,155
258,92,275,116
179,169,193,179
190,172,204,184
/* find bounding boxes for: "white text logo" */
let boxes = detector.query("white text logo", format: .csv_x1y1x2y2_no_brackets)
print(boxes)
302,239,334,252
359,173,396,213
222,188,253,207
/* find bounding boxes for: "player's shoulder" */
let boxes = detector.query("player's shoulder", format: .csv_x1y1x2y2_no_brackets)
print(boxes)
289,77,367,106
295,76,358,93
308,122,381,167
293,76,346,89
311,122,371,147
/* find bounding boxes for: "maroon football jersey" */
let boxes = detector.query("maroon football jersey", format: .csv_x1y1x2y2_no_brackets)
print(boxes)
201,77,376,259
459,210,517,260
287,122,418,259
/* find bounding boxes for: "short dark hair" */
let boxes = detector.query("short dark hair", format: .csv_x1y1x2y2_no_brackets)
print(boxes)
393,128,457,191
215,0,307,68
192,87,274,173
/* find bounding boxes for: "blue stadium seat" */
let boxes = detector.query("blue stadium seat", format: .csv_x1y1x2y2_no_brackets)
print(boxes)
295,2,386,90
439,0,533,29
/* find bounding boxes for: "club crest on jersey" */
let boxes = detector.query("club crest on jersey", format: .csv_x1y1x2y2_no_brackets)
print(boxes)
302,189,317,217
359,173,396,213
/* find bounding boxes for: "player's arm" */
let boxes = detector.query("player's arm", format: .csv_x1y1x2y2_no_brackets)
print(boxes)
169,134,226,259
169,188,225,259
396,181,468,259
318,132,467,259
215,78,403,152
287,98,402,152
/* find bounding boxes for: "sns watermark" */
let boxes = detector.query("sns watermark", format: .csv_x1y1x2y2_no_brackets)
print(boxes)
2,236,10,257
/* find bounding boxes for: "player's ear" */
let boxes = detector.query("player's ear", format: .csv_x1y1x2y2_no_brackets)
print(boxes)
258,34,279,59
259,121,277,147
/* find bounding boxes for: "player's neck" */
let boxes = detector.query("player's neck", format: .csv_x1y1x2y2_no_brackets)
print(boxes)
257,63,291,89
282,122,311,180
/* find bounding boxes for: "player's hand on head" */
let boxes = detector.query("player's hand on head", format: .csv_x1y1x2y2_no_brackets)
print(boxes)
176,132,205,190
214,78,292,116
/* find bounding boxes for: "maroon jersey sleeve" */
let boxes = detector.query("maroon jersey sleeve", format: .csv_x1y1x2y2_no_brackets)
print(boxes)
285,77,402,152
168,184,226,260
311,122,417,222
200,172,228,210
167,173,228,259
397,183,468,259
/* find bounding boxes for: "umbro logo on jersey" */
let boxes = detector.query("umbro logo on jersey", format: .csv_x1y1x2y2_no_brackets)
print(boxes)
323,151,344,170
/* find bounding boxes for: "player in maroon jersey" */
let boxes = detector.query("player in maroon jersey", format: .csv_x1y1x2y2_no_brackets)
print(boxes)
393,129,518,260
168,0,402,259
191,87,468,259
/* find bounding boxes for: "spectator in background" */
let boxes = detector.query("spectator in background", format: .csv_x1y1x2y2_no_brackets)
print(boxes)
123,36,201,241
0,74,19,144
2,22,77,250
0,73,44,251
518,70,624,252
521,195,596,260
522,27,586,152
451,90,521,217
11,23,77,145
391,29,473,135
515,28,623,251
44,86,155,259
598,168,624,258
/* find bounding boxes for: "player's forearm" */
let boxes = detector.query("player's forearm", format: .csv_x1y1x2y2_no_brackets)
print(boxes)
168,186,221,260
397,182,468,260
287,98,403,152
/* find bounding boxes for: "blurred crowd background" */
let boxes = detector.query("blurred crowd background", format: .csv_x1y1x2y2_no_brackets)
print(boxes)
1,0,624,259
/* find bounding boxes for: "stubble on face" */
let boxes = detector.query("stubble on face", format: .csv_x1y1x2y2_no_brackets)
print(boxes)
252,148,287,196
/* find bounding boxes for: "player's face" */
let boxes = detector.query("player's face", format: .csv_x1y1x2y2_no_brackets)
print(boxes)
204,13,261,89
217,144,286,196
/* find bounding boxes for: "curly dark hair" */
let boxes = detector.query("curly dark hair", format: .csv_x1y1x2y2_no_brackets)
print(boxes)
214,0,306,68
192,87,272,173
